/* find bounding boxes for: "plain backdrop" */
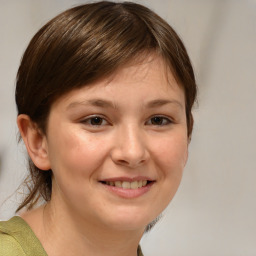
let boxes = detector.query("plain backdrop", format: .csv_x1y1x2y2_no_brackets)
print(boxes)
0,0,255,255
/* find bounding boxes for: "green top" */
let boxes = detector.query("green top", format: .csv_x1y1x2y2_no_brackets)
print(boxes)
0,216,144,256
0,216,47,256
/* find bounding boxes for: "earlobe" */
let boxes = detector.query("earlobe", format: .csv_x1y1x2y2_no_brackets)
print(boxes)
17,114,51,171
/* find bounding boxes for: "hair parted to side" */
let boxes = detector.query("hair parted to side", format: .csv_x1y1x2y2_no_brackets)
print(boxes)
15,1,197,212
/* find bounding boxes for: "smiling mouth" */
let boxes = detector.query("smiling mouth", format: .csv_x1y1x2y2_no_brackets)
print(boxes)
100,180,152,189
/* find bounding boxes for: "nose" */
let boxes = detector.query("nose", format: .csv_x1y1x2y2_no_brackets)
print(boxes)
111,124,149,168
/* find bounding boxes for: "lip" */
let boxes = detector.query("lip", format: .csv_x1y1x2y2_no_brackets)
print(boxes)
101,176,154,182
99,176,155,199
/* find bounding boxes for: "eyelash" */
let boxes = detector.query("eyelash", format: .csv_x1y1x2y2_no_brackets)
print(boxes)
80,115,173,127
81,115,109,126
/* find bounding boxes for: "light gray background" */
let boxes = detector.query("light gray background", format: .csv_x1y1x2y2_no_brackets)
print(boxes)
0,0,255,255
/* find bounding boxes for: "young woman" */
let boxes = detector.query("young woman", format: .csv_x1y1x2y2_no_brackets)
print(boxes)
0,1,197,255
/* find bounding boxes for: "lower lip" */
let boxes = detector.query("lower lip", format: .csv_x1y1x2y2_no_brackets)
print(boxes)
101,182,155,199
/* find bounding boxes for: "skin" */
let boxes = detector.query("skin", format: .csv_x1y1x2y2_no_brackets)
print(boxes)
18,55,188,256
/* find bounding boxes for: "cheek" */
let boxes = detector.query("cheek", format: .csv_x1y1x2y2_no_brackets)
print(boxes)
151,131,188,174
145,131,188,218
47,126,110,178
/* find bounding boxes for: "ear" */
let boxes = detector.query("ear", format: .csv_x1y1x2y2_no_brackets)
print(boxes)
17,114,51,171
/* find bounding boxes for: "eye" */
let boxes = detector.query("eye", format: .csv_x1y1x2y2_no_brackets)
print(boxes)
146,116,172,126
81,116,108,126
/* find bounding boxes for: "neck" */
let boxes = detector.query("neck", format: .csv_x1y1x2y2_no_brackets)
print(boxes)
22,202,144,256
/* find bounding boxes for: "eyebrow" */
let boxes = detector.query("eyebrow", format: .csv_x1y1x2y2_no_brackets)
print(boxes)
146,99,183,109
67,99,116,110
67,98,183,110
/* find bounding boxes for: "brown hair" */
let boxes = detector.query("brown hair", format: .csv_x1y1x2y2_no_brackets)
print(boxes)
16,1,197,212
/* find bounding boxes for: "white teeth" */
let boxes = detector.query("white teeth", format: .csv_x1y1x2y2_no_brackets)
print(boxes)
104,180,148,189
122,181,131,189
114,181,122,187
131,181,139,189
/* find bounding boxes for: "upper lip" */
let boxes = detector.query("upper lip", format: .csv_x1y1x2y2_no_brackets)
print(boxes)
99,176,155,182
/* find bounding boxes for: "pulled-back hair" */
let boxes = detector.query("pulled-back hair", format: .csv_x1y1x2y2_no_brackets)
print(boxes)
16,1,197,211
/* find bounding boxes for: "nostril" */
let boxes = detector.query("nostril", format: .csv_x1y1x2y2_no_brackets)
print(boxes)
117,159,146,168
117,159,129,165
110,144,148,168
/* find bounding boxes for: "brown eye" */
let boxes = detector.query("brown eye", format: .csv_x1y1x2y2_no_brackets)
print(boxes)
90,117,103,125
146,116,172,126
151,117,164,125
81,116,108,126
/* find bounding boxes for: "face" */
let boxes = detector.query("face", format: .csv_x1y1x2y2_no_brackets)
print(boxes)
44,55,188,231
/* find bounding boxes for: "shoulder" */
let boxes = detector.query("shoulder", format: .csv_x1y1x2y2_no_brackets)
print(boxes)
0,216,47,256
0,228,26,256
